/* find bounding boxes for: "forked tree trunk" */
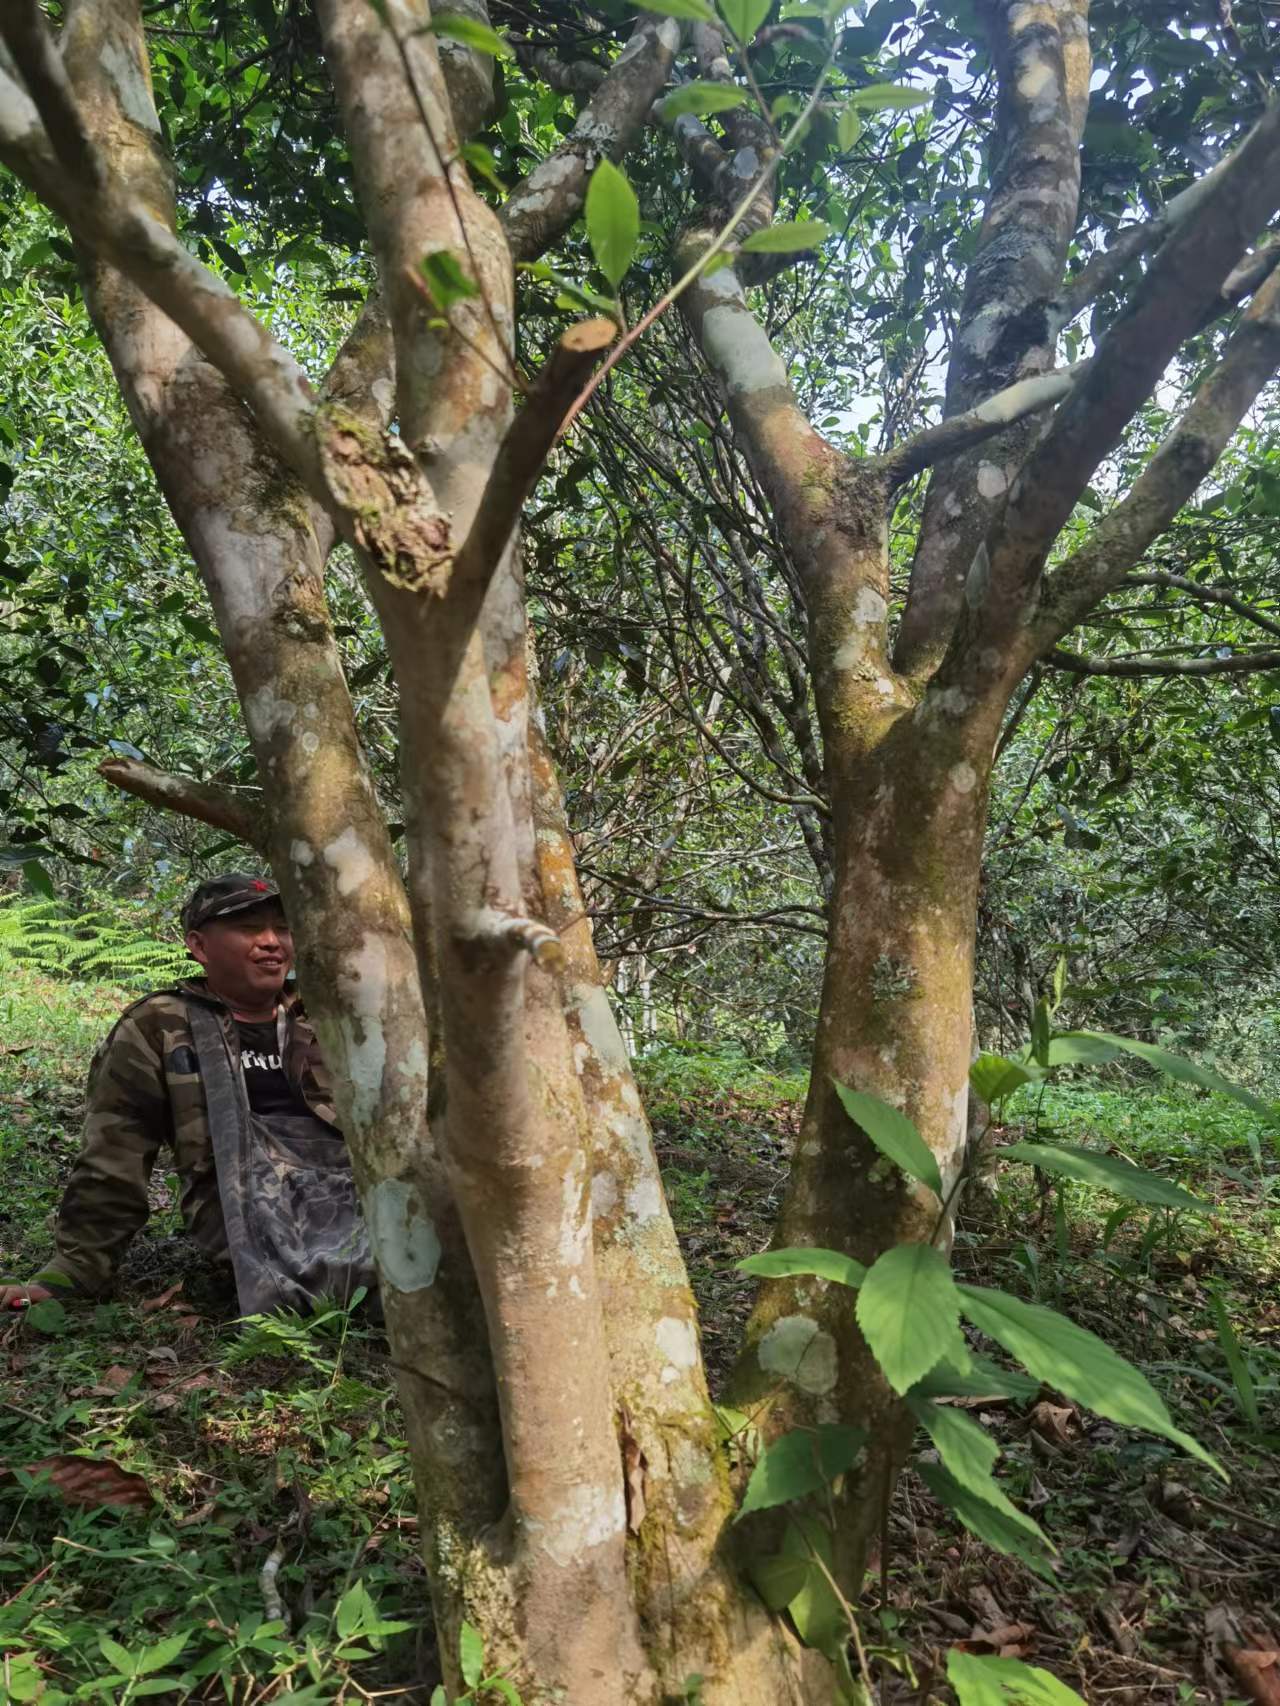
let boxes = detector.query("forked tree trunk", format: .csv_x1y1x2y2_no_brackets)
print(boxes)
8,0,1280,1699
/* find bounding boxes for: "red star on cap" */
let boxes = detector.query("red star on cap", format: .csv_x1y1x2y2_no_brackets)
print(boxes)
251,880,270,891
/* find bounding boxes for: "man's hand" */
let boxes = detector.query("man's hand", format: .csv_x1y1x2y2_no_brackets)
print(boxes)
0,1282,54,1311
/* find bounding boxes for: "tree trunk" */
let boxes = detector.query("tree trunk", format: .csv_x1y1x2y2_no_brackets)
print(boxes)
732,703,996,1587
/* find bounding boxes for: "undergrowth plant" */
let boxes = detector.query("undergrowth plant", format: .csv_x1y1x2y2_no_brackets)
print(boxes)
0,897,191,991
732,972,1275,1705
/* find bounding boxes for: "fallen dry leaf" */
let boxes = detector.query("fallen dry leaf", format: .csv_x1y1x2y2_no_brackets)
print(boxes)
142,1281,185,1314
965,1620,1037,1658
99,1364,136,1392
1029,1401,1079,1446
6,1454,153,1509
1227,1647,1280,1706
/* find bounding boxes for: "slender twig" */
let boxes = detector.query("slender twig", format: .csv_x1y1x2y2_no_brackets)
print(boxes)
555,45,838,441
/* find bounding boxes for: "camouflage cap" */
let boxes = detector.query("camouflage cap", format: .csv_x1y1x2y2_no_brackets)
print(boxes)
182,873,283,933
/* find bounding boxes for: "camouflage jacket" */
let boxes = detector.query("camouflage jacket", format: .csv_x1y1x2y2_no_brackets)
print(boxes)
34,981,340,1298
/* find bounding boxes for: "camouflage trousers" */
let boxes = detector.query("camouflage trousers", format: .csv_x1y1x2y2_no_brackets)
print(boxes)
187,1003,378,1317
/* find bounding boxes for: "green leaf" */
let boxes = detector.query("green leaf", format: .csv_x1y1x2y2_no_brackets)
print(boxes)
98,1635,138,1677
718,0,772,40
420,250,480,313
459,1621,485,1689
1058,1031,1277,1127
1050,954,1067,1010
427,14,514,57
22,860,54,901
856,1243,962,1394
661,82,749,120
1030,999,1052,1068
833,1080,942,1197
780,1515,847,1655
750,1552,812,1611
477,1679,523,1706
632,0,715,16
970,1053,1041,1105
135,1633,190,1675
430,1689,447,1706
958,1285,1224,1477
1209,1288,1261,1431
24,1297,68,1335
335,1581,373,1641
1044,1033,1119,1067
737,1246,866,1287
846,82,932,111
585,159,640,291
739,220,832,255
911,1354,1039,1404
737,1424,866,1517
1001,1143,1204,1213
917,1461,1054,1576
837,104,862,151
907,1398,1049,1547
460,141,506,192
947,1649,1086,1705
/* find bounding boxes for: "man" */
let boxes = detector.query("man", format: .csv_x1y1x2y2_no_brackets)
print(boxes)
0,873,375,1316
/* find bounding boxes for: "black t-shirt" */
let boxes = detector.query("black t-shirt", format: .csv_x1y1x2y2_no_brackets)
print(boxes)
236,1017,311,1120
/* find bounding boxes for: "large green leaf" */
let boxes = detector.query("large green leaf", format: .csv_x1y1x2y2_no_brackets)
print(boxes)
718,0,772,41
740,220,832,255
916,1462,1054,1576
970,1053,1041,1105
907,1398,1049,1547
779,1515,847,1656
427,14,513,57
1059,1031,1276,1125
1044,1033,1119,1067
661,82,748,120
856,1243,962,1394
459,1621,484,1689
911,1354,1039,1404
947,1650,1086,1704
833,1081,942,1196
585,160,640,291
737,1423,865,1517
737,1246,866,1287
846,82,932,111
958,1285,1223,1476
1002,1143,1205,1213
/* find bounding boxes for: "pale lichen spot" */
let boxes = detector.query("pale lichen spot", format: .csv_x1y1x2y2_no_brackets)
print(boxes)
590,1170,619,1218
625,1175,663,1224
323,827,376,896
949,761,978,794
572,982,629,1074
854,585,887,626
655,1314,699,1383
300,732,320,756
758,1315,838,1395
557,1167,590,1268
290,839,314,868
100,38,161,133
976,462,1007,500
525,1482,625,1567
367,1177,440,1293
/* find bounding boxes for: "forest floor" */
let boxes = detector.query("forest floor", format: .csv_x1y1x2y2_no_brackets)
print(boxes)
1,966,1277,1705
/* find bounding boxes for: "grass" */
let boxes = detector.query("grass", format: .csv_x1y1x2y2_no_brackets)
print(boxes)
2,977,1278,1703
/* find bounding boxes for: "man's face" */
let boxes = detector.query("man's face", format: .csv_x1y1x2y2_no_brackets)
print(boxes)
185,903,293,1008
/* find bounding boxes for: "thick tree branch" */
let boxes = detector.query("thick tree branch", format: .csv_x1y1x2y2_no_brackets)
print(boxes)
883,361,1090,485
98,758,265,847
894,0,1091,678
447,317,615,648
501,11,681,264
1048,647,1280,677
1,0,99,183
951,103,1280,691
1027,263,1280,656
0,50,323,498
